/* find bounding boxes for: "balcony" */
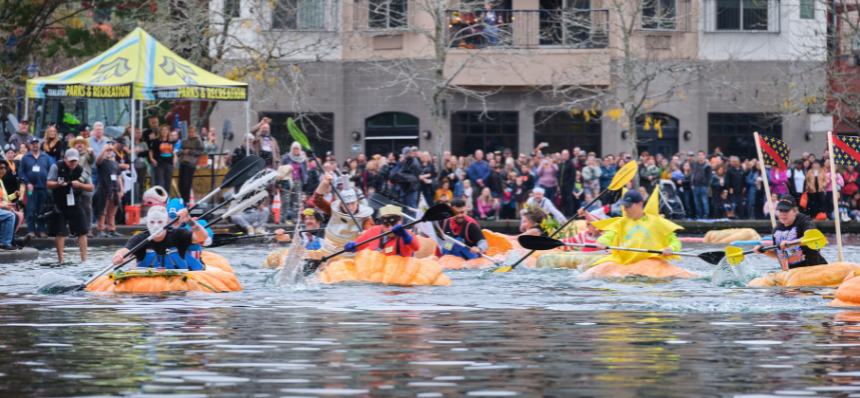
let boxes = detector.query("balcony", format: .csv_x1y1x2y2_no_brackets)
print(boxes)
445,9,609,49
702,0,781,33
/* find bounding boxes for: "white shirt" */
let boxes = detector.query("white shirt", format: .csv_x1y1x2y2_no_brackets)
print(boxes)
793,169,805,192
524,196,566,222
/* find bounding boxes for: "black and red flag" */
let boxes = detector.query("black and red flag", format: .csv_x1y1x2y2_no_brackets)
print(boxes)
758,135,791,171
832,134,860,166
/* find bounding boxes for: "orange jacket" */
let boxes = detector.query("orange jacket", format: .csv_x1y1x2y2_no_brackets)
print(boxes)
354,225,420,257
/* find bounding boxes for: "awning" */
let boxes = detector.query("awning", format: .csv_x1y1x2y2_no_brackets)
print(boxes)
26,27,247,101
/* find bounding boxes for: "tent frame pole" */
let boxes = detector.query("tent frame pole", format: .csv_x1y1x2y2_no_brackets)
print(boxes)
246,94,250,156
130,98,135,207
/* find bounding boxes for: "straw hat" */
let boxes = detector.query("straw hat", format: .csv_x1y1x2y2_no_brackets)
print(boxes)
70,135,89,149
379,205,402,216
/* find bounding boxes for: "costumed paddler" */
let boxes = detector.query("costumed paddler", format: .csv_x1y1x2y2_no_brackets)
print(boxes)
313,172,374,258
440,198,488,259
110,206,209,269
274,208,325,250
166,198,214,271
343,204,419,256
592,188,683,264
753,194,826,269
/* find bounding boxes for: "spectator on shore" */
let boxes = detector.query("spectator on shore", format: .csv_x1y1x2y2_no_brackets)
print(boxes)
558,150,576,217
725,156,746,219
582,156,602,196
640,156,660,193
93,141,123,238
691,151,712,220
21,137,52,238
9,120,33,152
178,126,203,205
46,149,92,262
825,160,844,220
42,125,64,162
535,158,559,201
150,125,176,192
523,187,566,223
806,160,827,217
476,187,499,220
788,160,806,204
599,156,616,191
252,119,280,170
843,165,858,198
466,150,490,194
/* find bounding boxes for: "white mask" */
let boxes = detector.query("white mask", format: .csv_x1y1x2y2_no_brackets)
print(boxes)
146,209,169,236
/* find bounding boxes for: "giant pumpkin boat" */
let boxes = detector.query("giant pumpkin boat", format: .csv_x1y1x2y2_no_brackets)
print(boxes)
86,252,242,293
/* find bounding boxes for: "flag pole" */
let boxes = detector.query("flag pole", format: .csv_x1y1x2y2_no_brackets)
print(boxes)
827,131,844,262
754,132,777,229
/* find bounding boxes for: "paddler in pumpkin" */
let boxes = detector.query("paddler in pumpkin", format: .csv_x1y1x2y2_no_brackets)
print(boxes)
592,189,683,263
753,194,827,269
440,198,489,259
110,206,210,268
342,204,420,256
274,208,325,250
560,208,606,252
520,208,549,236
166,198,214,271
313,172,374,258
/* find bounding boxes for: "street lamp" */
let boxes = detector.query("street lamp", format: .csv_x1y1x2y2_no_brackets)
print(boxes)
27,62,40,79
4,35,17,63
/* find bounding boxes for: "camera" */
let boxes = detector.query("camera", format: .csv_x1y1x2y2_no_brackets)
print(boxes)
37,207,61,221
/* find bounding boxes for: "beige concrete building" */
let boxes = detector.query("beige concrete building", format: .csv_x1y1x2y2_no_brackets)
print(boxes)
212,0,828,161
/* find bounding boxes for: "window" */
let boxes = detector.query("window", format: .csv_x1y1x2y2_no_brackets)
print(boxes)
534,111,602,156
260,112,334,156
451,112,518,157
369,0,407,29
716,0,769,31
642,0,677,30
273,0,325,30
708,113,782,160
800,0,813,19
224,0,240,18
365,112,419,158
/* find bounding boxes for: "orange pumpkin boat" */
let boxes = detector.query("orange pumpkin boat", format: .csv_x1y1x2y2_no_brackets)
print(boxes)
578,258,697,279
749,262,860,288
829,269,860,306
318,250,451,286
86,252,243,293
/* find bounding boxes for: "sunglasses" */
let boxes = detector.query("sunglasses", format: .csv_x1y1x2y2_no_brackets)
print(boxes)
380,215,401,225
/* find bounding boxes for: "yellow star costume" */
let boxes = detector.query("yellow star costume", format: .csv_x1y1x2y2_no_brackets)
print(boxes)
591,186,683,265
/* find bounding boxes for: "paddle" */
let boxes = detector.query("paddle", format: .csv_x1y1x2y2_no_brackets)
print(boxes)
722,229,826,266
209,228,326,248
189,155,265,211
517,235,706,259
301,203,455,276
288,117,363,232
368,192,420,213
493,161,638,273
63,189,269,293
196,169,278,221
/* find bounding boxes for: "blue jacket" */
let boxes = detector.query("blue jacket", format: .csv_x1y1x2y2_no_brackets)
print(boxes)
467,160,491,187
745,170,758,188
599,165,616,190
20,152,54,189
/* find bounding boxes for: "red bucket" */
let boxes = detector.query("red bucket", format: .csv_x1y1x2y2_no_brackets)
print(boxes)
125,205,141,225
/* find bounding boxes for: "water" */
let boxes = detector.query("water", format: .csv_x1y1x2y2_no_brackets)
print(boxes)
2,241,860,397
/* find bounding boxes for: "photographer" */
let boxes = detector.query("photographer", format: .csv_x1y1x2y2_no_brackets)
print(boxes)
93,140,123,238
46,149,93,262
21,137,53,238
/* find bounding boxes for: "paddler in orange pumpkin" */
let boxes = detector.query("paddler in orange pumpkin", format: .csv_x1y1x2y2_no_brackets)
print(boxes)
592,189,683,264
343,204,420,257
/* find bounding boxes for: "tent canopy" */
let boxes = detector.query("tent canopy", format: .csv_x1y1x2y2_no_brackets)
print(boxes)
26,27,247,102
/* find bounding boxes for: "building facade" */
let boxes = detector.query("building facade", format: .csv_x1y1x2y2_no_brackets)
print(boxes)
211,0,830,161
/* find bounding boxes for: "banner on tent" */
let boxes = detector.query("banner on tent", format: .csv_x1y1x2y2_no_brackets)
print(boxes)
152,86,247,101
44,83,133,99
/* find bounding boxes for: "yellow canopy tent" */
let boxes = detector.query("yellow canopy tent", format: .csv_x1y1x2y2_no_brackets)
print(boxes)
25,27,251,205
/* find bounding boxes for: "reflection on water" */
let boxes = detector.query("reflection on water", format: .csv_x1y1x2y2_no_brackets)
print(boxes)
0,241,859,396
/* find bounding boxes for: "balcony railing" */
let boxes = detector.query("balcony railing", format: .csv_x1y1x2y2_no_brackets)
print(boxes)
702,0,781,33
445,9,609,49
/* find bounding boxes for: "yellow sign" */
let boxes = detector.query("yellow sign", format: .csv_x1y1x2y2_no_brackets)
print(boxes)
45,84,132,99
153,86,247,101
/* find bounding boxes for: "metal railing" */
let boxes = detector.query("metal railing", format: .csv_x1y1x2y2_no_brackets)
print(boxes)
270,0,338,31
445,9,609,49
702,0,781,33
637,0,693,32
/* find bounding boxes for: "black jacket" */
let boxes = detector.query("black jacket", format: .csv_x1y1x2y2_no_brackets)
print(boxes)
691,161,712,187
558,159,576,189
487,170,503,196
772,213,827,269
787,167,805,195
725,166,745,194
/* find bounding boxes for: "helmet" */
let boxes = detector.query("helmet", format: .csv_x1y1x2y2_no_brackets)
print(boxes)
143,186,169,205
166,198,185,219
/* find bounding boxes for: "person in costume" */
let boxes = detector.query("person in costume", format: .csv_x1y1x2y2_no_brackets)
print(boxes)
592,189,683,263
520,208,548,236
166,198,213,271
313,172,374,258
440,198,488,259
274,208,325,250
110,206,209,269
522,187,566,223
343,205,420,256
753,194,826,270
561,208,606,252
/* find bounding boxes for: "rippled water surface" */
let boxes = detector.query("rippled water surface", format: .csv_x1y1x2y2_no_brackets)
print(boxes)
4,241,860,397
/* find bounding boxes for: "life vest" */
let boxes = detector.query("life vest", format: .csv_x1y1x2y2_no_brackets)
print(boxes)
441,218,480,260
137,248,189,270
321,200,374,258
182,222,212,271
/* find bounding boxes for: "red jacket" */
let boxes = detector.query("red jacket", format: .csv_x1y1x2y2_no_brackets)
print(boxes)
355,225,420,257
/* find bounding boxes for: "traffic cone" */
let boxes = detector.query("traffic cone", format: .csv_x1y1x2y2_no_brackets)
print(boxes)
273,190,281,222
189,191,196,207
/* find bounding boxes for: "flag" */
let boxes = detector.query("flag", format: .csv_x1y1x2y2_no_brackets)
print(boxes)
758,135,790,171
832,134,860,166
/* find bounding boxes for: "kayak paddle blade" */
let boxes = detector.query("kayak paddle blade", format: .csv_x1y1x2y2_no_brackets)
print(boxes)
609,161,638,191
802,229,826,250
421,203,455,222
698,250,726,265
287,118,311,150
222,155,265,189
367,193,394,211
725,246,744,266
492,266,513,273
302,259,324,276
517,235,566,251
